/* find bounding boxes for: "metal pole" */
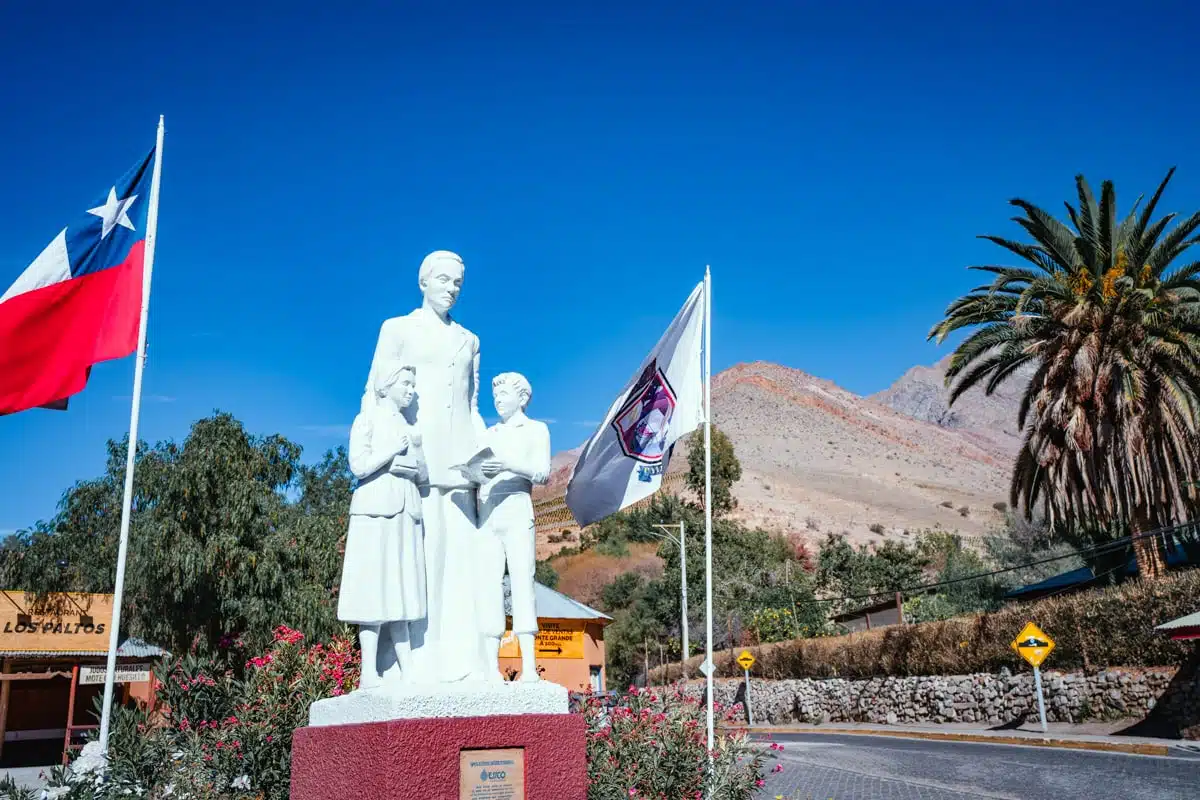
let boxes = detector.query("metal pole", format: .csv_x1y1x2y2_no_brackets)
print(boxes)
703,266,715,762
679,520,689,673
743,667,753,727
1033,666,1048,734
63,664,79,765
99,116,165,753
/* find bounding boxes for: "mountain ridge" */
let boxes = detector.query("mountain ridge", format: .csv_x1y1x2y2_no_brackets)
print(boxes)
534,357,1025,555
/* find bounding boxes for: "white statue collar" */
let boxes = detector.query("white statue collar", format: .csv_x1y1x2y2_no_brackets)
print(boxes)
412,306,460,329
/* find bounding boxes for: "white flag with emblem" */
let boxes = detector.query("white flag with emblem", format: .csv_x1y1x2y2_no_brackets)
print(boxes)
566,281,705,526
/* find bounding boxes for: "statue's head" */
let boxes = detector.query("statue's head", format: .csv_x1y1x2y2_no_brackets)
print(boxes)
492,372,532,421
376,362,417,410
418,250,465,315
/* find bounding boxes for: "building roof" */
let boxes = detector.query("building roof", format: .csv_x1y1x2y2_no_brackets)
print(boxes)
1005,535,1198,601
1155,610,1200,633
1004,566,1101,600
0,637,169,659
504,577,611,622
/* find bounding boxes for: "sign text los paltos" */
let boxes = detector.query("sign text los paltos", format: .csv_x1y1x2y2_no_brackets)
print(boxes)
3,620,106,635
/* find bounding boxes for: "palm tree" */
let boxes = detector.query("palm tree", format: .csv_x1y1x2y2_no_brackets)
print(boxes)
930,169,1200,577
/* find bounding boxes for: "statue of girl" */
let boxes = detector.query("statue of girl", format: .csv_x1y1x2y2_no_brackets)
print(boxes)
337,362,427,688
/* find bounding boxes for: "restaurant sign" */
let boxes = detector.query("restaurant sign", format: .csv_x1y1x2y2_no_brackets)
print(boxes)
0,591,115,653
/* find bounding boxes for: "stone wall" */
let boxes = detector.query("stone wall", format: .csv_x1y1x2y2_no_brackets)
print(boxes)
685,667,1199,728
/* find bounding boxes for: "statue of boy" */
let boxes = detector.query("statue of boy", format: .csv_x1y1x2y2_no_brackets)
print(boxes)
477,372,551,681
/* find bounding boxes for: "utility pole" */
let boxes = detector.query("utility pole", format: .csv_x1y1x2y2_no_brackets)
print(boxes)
651,521,689,676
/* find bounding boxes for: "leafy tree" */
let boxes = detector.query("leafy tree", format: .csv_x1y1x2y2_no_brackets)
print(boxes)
0,413,349,658
534,559,560,590
685,425,741,516
930,169,1200,577
599,572,645,612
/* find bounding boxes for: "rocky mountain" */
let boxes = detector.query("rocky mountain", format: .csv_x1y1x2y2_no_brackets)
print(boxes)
870,355,1032,452
536,360,1027,552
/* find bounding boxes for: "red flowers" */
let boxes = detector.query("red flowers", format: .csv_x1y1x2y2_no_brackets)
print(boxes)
272,625,304,645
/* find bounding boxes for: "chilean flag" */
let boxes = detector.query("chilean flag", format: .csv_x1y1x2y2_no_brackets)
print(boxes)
0,149,155,415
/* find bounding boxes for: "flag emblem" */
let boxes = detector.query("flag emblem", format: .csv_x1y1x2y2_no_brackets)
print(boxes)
612,359,677,465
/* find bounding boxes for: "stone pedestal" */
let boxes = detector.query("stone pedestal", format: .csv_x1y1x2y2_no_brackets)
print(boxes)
308,680,569,725
290,712,587,800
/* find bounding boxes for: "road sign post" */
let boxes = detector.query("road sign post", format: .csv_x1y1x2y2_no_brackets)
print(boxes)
1033,665,1048,734
736,650,755,726
1010,621,1055,736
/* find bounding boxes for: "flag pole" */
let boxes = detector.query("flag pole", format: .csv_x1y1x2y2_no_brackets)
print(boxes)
99,115,165,754
702,265,714,766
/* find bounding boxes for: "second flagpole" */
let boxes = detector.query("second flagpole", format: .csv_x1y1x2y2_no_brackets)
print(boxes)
702,265,715,771
98,115,166,754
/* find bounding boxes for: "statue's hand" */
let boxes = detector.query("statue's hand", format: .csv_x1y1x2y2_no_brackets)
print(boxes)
481,459,504,478
395,435,411,454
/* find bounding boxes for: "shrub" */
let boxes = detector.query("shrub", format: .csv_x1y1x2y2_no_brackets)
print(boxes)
868,523,885,534
993,502,1008,513
655,568,1200,681
582,686,768,799
940,500,954,508
45,625,360,800
48,631,765,800
748,607,808,643
958,506,970,517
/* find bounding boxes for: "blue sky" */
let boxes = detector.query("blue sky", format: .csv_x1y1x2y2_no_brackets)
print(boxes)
2,0,1198,533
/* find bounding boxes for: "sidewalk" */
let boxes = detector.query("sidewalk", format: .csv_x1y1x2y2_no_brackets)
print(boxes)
728,720,1200,757
1,765,51,791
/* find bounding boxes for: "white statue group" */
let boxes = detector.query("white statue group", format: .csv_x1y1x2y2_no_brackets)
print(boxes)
336,250,551,690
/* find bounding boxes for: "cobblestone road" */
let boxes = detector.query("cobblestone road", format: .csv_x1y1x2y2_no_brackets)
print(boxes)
757,734,1200,800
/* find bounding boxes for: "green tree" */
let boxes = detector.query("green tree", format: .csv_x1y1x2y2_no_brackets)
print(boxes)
534,559,560,590
0,413,349,658
931,170,1200,577
685,425,741,516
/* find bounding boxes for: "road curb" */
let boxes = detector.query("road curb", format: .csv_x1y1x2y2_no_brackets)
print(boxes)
726,725,1172,756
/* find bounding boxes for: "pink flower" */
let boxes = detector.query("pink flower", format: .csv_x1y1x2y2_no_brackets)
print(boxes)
755,779,765,787
628,790,638,797
772,764,783,773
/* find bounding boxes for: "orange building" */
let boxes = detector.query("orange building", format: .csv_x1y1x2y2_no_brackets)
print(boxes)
498,579,611,692
0,591,166,766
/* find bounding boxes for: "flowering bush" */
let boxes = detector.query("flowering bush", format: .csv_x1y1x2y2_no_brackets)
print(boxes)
582,686,769,800
42,625,360,800
41,630,766,800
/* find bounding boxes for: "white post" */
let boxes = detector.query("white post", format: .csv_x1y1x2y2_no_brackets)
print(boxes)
98,116,165,755
679,521,688,673
743,667,753,727
703,266,715,763
1033,666,1048,735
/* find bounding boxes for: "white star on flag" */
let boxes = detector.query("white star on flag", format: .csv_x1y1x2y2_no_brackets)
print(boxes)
86,187,138,239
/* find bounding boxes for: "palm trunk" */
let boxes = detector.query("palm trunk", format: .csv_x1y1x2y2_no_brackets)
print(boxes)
1132,510,1168,579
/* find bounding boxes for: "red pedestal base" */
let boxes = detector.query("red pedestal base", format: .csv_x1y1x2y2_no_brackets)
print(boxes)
290,713,587,800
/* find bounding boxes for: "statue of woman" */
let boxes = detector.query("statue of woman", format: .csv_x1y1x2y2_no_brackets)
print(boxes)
339,362,426,688
364,250,487,682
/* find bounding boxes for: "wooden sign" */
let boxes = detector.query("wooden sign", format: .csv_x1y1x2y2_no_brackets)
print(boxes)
0,592,113,654
459,747,525,799
498,620,585,660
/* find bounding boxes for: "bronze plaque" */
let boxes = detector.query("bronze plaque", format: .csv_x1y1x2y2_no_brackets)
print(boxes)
459,748,525,800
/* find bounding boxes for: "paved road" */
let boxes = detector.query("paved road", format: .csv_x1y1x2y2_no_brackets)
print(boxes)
758,733,1200,800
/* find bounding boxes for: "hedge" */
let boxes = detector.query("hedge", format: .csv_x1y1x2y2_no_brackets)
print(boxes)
655,568,1200,681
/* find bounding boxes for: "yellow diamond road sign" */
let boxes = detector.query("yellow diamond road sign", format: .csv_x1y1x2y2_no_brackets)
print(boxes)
1011,621,1055,668
736,649,755,671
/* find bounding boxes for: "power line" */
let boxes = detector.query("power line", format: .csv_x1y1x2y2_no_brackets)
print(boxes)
800,522,1188,609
